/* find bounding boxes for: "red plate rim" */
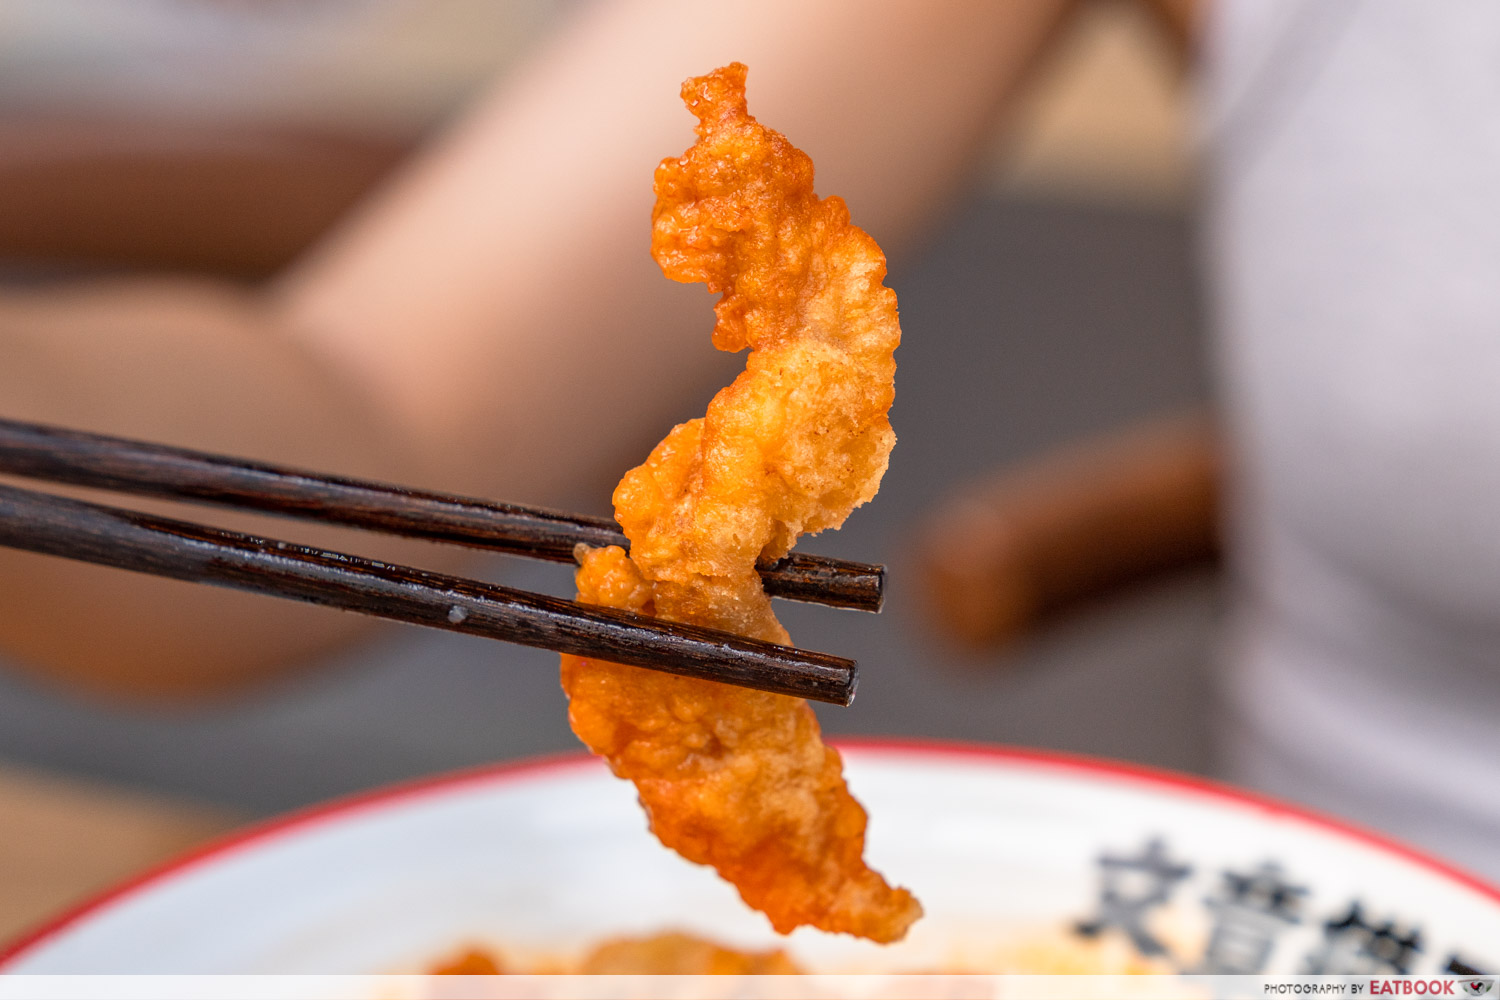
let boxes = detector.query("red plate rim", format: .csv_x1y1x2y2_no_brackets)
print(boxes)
3,736,1497,969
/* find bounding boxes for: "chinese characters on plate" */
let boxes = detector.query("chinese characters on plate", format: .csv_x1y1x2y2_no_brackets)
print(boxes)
1073,837,1490,976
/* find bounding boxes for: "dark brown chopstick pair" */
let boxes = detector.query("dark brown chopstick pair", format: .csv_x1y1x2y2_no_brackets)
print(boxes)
0,418,883,705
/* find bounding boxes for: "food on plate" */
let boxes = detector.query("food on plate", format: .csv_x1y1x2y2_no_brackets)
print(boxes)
430,948,506,975
428,930,1164,975
575,932,801,975
432,932,798,975
558,62,917,942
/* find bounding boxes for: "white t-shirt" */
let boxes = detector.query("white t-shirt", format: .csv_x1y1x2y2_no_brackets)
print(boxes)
1201,0,1500,879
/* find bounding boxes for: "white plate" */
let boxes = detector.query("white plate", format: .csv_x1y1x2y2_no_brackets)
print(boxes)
2,740,1496,975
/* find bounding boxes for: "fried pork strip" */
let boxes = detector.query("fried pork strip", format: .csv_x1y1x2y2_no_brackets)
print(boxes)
559,62,918,943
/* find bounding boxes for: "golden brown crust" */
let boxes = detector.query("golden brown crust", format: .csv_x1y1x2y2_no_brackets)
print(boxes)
559,63,918,943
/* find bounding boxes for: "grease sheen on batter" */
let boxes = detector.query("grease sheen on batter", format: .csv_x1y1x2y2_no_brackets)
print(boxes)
559,63,919,942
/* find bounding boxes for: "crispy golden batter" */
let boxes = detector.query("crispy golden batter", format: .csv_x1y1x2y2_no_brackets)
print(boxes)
559,63,918,943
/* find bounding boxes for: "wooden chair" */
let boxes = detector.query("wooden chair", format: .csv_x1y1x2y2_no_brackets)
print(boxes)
915,411,1220,647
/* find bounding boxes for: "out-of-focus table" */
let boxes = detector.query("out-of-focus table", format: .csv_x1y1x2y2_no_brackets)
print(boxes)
0,764,241,944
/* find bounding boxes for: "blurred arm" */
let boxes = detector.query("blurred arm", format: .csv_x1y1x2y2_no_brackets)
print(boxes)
273,0,1084,499
0,279,444,699
0,0,1083,698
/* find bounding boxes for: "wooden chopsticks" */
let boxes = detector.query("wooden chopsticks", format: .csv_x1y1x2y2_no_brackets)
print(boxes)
0,418,883,612
0,418,880,706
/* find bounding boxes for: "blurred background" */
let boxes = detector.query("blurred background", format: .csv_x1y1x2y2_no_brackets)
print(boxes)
0,0,1215,939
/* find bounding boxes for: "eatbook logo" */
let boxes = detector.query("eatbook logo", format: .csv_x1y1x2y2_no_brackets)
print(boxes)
1461,980,1495,998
